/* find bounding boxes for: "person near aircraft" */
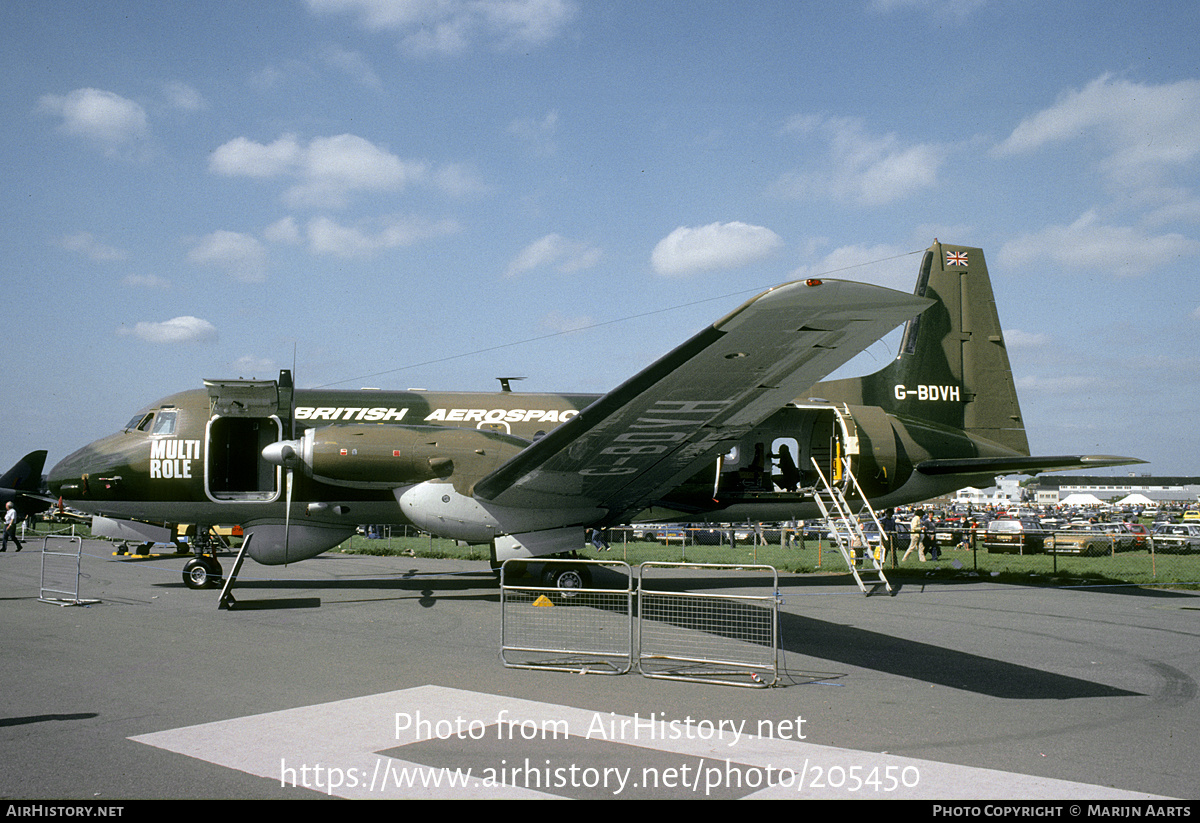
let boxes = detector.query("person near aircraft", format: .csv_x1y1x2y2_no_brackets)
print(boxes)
774,444,800,492
902,509,924,562
879,509,897,564
2,501,22,552
738,443,768,491
923,512,941,560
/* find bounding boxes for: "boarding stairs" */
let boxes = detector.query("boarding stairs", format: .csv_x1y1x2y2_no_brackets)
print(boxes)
810,458,893,595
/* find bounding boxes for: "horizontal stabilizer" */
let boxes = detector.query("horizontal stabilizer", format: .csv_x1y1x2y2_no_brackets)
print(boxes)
916,454,1146,477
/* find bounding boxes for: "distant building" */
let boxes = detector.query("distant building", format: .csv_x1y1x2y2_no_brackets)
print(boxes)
953,477,1024,506
1023,476,1200,505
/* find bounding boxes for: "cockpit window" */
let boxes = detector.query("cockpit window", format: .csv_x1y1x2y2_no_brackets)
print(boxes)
126,413,154,432
151,410,178,436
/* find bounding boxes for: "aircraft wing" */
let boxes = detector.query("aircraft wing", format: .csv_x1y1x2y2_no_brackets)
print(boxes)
473,278,933,522
916,455,1146,477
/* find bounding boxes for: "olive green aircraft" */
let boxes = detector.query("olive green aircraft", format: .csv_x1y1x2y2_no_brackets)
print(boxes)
48,241,1138,590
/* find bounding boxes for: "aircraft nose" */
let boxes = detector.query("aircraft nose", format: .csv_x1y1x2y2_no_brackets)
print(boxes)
48,450,91,498
48,437,130,499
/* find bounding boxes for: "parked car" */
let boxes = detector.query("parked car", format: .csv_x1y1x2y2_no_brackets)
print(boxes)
983,518,1046,554
1151,523,1200,554
691,526,726,545
1120,522,1153,552
1045,523,1136,556
930,518,969,548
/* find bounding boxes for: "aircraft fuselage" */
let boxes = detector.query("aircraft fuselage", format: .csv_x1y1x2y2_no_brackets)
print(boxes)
48,381,1003,556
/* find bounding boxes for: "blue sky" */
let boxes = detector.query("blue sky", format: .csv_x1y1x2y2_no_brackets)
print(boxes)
3,1,1199,477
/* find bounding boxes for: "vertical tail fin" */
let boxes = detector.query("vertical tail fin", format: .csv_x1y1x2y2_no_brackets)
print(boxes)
0,450,47,493
815,241,1029,455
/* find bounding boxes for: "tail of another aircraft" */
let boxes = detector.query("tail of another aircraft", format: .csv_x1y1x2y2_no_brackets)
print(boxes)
0,450,47,493
815,241,1030,455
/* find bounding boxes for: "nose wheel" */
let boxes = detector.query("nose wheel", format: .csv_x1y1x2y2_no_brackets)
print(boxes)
182,556,223,589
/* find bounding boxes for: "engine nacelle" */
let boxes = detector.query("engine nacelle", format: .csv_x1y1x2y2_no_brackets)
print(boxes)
396,480,604,547
263,423,530,491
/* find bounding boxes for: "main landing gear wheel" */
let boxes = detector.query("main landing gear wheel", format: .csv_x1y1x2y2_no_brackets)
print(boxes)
182,557,223,590
542,565,591,595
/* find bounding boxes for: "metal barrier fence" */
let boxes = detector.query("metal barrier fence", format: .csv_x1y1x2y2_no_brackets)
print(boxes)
500,559,782,687
39,536,97,606
500,558,635,675
636,563,779,688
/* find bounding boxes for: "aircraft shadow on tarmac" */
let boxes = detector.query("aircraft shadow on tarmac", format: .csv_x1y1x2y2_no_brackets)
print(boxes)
623,590,1140,699
160,563,1143,698
0,712,98,728
583,569,1143,699
156,566,503,611
773,611,1140,700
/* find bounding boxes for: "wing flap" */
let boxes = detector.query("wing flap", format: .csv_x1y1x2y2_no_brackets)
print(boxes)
474,278,932,520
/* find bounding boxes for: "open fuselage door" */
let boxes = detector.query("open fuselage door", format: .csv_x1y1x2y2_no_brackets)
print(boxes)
203,376,291,503
718,403,857,496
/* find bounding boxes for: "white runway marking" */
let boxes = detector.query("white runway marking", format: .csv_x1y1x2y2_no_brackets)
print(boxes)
131,685,1163,799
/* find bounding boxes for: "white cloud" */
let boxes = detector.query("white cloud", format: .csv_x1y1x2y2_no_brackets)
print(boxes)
307,0,578,56
319,45,382,89
299,135,424,204
38,88,148,154
998,211,1200,276
995,74,1200,187
210,134,303,178
188,230,268,282
1002,329,1051,349
162,81,208,112
59,232,126,262
506,233,602,276
264,216,303,245
306,214,460,257
209,133,478,208
773,116,947,206
232,355,277,377
429,163,490,197
651,222,783,276
119,316,217,344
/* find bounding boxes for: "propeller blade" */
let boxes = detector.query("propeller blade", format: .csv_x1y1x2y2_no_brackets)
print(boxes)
284,467,293,566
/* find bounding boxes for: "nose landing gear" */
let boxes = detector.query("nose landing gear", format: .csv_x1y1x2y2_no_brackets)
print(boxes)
182,555,223,589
